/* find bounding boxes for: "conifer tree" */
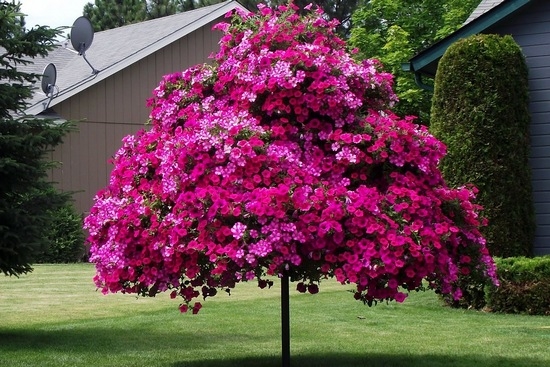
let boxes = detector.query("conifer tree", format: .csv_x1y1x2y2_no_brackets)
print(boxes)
0,2,72,276
83,0,148,31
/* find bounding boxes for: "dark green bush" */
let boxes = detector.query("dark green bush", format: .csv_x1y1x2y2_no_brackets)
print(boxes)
485,256,550,315
36,203,86,263
430,34,534,258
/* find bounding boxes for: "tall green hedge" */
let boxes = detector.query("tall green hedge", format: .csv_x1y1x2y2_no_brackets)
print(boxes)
430,34,534,258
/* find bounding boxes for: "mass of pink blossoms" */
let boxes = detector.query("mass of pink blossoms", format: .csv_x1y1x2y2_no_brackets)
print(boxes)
84,4,498,313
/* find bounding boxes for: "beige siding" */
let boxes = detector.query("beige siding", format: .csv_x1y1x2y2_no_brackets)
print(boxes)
50,20,222,213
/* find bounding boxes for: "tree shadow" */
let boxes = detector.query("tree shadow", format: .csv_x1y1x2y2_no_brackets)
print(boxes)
0,327,246,354
173,353,549,367
1,328,547,367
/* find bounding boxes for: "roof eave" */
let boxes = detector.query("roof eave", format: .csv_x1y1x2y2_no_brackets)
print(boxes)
405,0,532,77
24,0,248,116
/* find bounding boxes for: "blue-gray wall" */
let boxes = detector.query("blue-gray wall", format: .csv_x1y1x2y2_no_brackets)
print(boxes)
488,1,550,255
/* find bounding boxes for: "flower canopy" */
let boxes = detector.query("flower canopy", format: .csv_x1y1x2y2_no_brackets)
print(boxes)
84,4,498,313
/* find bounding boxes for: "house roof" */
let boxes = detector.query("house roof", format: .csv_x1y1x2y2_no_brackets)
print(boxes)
403,0,532,79
464,0,507,24
23,0,247,116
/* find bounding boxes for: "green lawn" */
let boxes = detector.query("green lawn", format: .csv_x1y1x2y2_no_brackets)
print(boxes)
1,264,549,367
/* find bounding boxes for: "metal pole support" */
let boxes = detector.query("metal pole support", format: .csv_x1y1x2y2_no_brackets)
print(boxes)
281,272,290,367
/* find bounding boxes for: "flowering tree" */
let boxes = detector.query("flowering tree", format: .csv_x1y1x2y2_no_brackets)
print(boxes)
84,3,498,314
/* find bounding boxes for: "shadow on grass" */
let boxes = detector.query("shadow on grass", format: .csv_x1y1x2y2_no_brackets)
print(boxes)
0,328,547,367
174,354,549,367
0,327,253,353
0,326,264,356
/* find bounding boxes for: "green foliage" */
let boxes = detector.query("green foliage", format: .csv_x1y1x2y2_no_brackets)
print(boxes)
177,0,225,12
485,256,550,315
0,2,73,276
443,256,550,315
430,34,534,258
349,0,479,123
36,203,86,264
0,177,70,276
83,0,148,31
147,0,177,18
493,256,550,282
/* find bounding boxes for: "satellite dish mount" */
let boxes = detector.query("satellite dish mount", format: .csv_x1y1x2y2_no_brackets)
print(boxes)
71,16,99,75
41,63,58,110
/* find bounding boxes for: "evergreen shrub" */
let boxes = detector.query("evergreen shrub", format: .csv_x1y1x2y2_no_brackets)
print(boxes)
36,203,86,263
485,256,550,315
430,34,534,258
0,2,73,275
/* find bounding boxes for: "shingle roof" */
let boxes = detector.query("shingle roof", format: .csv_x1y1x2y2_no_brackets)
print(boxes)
24,0,246,116
464,0,507,24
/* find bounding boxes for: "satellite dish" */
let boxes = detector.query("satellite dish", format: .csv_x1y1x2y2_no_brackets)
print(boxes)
71,16,94,55
41,63,57,95
70,16,99,74
41,63,58,110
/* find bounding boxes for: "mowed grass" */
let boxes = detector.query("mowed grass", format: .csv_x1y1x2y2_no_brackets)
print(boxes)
1,264,549,367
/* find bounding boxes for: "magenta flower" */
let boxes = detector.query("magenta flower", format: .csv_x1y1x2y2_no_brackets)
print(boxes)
231,222,247,240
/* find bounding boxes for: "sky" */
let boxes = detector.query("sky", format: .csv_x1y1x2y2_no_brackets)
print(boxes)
20,0,90,29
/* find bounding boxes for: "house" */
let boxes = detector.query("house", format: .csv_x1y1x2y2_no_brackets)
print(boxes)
24,0,247,214
403,0,550,256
